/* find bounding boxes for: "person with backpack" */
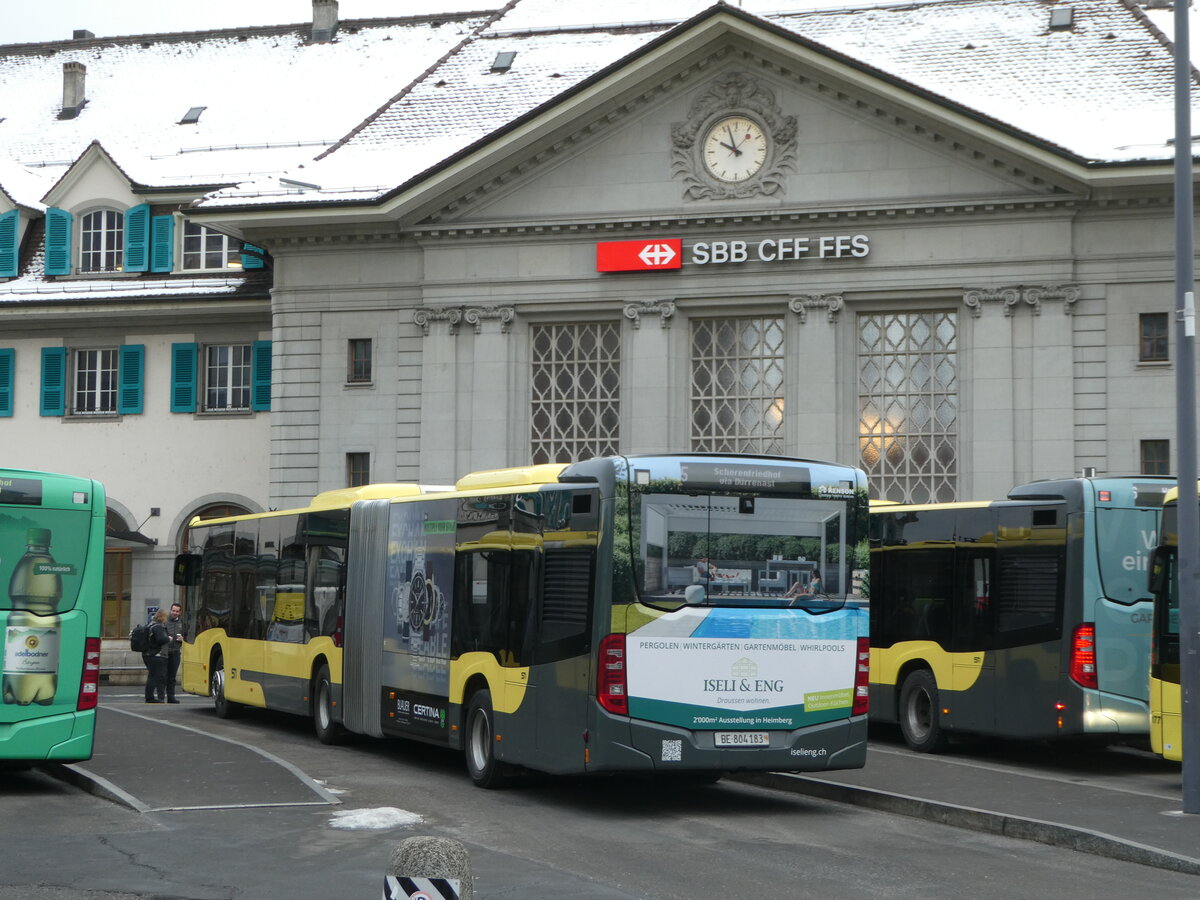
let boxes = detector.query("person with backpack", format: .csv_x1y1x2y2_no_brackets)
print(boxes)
143,608,171,703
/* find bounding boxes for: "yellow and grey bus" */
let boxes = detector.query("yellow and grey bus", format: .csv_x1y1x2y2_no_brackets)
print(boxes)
1149,486,1184,761
870,476,1172,751
175,454,871,786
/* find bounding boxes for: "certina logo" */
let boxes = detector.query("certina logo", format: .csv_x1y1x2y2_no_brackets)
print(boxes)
703,657,785,693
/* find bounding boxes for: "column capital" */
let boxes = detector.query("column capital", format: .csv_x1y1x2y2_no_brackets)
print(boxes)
623,299,675,329
413,306,462,336
788,293,843,324
463,305,515,334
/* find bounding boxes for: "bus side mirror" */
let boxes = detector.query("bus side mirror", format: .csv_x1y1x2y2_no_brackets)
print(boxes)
1148,545,1169,596
173,553,201,586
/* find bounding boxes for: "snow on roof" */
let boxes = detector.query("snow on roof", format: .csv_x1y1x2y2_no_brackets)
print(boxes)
192,0,1199,210
0,13,494,192
0,159,55,210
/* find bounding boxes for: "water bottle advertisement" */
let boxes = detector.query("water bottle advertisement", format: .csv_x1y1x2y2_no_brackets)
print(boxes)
0,511,85,707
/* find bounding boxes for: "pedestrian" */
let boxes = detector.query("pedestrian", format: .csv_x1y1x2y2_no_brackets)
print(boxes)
165,601,186,704
143,608,170,703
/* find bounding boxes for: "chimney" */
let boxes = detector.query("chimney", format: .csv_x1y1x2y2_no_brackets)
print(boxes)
59,62,86,120
72,29,94,40
311,0,339,42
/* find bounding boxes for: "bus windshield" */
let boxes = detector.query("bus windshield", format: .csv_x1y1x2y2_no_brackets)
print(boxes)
632,490,857,610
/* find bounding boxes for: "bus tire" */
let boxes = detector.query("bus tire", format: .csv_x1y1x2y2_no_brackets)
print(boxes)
899,669,948,753
313,664,343,745
465,689,510,789
210,653,240,720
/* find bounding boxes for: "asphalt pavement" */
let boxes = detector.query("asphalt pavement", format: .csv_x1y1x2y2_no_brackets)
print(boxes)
47,697,1200,878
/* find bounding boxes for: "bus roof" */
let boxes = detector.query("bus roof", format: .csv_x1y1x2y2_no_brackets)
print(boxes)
454,464,568,492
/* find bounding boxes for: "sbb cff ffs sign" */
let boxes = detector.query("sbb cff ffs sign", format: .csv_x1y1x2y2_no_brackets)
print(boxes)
596,239,682,272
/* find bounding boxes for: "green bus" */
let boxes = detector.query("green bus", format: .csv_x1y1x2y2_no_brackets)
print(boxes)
176,454,871,787
870,476,1171,751
0,469,105,765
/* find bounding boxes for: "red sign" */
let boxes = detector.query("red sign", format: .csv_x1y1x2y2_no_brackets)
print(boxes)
596,239,682,272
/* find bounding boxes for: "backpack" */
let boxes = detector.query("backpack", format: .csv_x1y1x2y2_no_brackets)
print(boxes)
130,623,150,653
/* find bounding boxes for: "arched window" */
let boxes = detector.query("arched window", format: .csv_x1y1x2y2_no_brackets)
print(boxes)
80,209,124,272
179,502,251,552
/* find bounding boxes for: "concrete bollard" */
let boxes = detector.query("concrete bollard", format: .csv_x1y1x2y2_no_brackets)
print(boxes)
384,835,472,899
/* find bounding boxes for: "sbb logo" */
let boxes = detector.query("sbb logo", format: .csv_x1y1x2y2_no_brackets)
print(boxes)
596,239,683,272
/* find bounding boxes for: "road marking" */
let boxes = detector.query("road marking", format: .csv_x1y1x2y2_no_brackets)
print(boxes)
96,703,343,807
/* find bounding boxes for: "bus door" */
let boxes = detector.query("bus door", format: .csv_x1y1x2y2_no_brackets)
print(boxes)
949,547,995,733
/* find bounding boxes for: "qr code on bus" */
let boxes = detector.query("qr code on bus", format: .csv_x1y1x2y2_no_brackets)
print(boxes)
661,739,682,762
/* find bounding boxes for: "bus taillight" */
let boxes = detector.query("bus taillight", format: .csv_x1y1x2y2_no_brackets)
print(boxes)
1069,623,1098,689
852,637,870,716
77,637,101,711
597,633,628,715
333,615,344,649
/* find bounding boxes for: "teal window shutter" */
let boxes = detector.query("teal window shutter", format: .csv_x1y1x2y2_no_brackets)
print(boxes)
40,347,67,416
0,349,13,417
124,204,150,272
251,340,272,411
170,342,197,413
150,215,174,272
0,210,18,278
241,243,265,270
44,208,72,276
117,344,144,414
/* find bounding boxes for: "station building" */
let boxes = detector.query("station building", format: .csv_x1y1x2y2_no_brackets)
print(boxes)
0,0,1193,658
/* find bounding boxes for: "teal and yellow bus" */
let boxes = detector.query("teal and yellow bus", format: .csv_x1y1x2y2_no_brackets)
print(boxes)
0,468,105,765
1149,486,1184,761
870,476,1171,751
175,454,871,787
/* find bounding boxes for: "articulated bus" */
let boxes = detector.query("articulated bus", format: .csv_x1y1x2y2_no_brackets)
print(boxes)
174,454,871,786
1149,486,1185,761
869,476,1171,752
0,468,105,765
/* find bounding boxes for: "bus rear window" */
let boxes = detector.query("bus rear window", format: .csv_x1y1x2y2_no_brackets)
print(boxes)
1096,507,1159,605
0,510,93,613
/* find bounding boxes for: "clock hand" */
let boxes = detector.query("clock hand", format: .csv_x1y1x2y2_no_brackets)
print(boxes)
718,139,742,155
726,124,745,154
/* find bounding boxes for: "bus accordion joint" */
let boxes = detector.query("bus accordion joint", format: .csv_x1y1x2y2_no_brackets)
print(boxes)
1069,623,1098,689
597,633,628,715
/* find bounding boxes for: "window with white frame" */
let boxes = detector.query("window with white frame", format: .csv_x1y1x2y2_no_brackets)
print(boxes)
73,348,119,414
858,311,958,503
79,209,124,273
690,316,785,455
182,221,240,270
530,322,620,464
203,343,252,411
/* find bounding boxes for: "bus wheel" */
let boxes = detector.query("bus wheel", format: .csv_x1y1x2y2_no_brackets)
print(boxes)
210,654,240,720
899,669,947,753
465,689,510,789
313,664,343,745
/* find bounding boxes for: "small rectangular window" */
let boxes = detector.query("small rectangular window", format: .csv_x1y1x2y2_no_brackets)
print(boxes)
1140,313,1169,362
1141,439,1170,476
346,452,370,487
182,221,239,270
73,348,118,414
203,344,252,411
348,339,372,384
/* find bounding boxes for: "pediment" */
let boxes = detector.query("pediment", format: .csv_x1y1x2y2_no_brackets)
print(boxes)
426,48,1083,230
42,142,140,213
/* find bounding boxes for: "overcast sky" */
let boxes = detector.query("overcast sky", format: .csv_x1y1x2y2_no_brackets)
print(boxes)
2,0,857,44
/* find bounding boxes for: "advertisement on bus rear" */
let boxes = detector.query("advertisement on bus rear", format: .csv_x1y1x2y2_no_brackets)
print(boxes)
624,606,865,730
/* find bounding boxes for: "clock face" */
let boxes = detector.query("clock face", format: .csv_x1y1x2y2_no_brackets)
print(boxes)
701,115,768,183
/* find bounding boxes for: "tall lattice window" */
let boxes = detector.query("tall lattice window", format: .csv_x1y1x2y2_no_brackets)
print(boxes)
530,323,620,464
79,209,124,273
73,348,118,414
690,317,784,454
858,311,958,503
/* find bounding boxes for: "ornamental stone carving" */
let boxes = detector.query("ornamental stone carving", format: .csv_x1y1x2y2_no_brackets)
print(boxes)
463,305,515,334
623,300,676,329
789,293,843,324
670,72,798,201
963,284,1080,317
412,307,462,335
